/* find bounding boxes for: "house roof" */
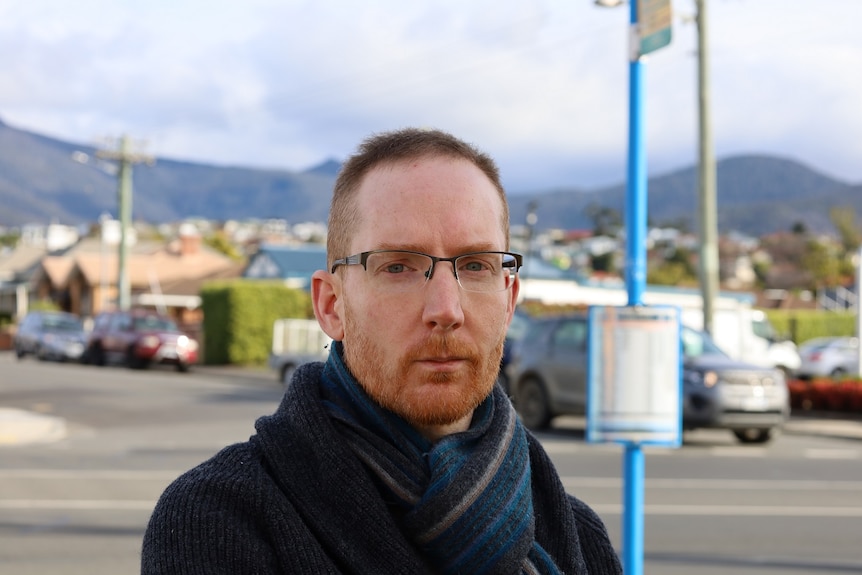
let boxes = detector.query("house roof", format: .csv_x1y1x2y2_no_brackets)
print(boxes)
159,261,247,295
71,247,238,289
0,245,47,282
39,256,76,286
243,243,327,282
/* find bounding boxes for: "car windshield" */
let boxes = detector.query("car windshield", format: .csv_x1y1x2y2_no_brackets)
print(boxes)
133,316,178,331
681,327,728,358
507,313,531,341
43,315,83,332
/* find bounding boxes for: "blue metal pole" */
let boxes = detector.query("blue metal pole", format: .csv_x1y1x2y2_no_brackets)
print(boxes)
623,443,645,574
626,3,647,309
623,1,647,575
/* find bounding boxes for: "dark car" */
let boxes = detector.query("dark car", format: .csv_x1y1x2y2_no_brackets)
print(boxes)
506,313,789,444
497,311,532,394
84,309,199,372
14,310,88,362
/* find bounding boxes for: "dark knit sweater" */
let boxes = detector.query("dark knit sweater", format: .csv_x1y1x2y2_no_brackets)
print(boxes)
141,362,622,574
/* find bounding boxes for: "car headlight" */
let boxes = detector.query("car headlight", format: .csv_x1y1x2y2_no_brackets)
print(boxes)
684,369,719,388
177,335,198,351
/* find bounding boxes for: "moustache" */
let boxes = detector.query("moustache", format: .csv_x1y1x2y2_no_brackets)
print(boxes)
405,335,479,364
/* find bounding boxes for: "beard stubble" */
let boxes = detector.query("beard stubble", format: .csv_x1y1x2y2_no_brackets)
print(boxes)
341,307,504,428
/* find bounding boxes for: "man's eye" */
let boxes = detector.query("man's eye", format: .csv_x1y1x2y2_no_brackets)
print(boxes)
384,263,407,274
460,259,492,273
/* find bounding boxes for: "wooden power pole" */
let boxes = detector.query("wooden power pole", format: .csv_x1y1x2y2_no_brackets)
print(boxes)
97,135,154,311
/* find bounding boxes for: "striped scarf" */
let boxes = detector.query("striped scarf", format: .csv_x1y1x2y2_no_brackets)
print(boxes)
321,342,562,575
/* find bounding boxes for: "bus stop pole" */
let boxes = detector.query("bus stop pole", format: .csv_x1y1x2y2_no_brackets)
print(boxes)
623,1,647,573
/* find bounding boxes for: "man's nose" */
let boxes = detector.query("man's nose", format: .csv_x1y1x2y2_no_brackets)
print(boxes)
421,261,464,330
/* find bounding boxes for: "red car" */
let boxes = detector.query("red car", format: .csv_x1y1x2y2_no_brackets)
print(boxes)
84,309,199,372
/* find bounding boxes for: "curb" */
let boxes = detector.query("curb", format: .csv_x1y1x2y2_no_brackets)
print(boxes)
0,408,68,446
783,417,862,440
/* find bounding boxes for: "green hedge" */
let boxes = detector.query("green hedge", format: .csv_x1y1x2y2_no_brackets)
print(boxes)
763,309,857,345
201,280,313,365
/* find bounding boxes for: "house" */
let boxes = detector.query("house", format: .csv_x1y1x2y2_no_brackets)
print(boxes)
243,243,327,290
0,244,47,319
23,226,242,325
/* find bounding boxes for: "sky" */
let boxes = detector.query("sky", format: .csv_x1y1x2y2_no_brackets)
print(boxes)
1,0,860,194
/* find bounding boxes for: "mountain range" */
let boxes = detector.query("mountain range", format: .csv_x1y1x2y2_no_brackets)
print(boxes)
1,117,859,237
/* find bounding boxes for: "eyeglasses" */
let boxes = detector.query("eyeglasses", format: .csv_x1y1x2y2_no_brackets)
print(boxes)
331,249,523,293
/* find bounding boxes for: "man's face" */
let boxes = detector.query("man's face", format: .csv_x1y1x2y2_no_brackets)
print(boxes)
338,156,518,430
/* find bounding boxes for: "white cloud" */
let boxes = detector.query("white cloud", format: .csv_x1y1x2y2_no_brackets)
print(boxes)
1,0,860,192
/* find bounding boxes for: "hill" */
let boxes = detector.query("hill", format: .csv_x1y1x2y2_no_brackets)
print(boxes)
0,119,335,227
507,156,858,236
1,118,858,236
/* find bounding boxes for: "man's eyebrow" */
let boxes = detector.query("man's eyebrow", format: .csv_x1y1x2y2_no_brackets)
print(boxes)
372,243,501,254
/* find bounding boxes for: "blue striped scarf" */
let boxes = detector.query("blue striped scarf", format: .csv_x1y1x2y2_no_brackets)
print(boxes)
321,342,562,575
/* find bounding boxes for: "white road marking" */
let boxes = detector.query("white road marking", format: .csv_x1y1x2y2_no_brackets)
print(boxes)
0,499,156,510
590,503,862,517
561,476,862,490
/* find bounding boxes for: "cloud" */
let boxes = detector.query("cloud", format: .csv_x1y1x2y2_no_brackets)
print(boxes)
1,0,860,194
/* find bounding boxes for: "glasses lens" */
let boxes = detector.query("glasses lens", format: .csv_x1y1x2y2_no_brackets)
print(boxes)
364,251,433,292
362,250,518,293
456,252,515,292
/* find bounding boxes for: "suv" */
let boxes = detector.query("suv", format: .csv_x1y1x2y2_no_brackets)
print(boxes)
506,313,790,444
84,309,198,372
14,310,87,362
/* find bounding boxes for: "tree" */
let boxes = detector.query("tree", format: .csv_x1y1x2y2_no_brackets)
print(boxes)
205,232,244,261
583,203,622,237
647,247,698,287
800,238,843,289
0,231,19,248
830,206,860,254
590,251,615,274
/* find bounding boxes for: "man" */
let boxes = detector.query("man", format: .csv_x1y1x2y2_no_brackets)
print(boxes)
142,128,622,574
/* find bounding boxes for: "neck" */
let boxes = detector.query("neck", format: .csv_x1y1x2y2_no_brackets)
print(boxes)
415,411,473,443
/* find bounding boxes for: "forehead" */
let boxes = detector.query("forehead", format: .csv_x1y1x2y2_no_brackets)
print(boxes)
352,156,506,253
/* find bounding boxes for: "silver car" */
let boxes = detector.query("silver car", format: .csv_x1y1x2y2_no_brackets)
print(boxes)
795,336,859,379
506,313,790,444
13,310,88,362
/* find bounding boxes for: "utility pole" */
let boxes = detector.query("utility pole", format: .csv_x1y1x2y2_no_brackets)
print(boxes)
696,0,719,335
523,200,539,280
97,135,154,311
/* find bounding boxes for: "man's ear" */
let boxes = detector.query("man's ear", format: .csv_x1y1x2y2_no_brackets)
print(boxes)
312,269,345,341
506,275,521,325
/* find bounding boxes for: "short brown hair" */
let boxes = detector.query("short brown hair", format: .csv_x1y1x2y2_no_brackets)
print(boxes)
326,128,510,268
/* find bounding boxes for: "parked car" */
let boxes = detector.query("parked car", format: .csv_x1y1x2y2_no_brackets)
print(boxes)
795,336,860,379
506,313,789,444
83,309,198,372
497,310,532,394
13,310,87,362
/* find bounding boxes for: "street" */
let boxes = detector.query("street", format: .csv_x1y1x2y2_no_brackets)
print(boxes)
1,353,861,575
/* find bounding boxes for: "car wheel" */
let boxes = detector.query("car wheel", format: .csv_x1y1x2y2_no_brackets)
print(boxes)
176,362,190,373
515,376,552,430
733,428,774,444
126,346,141,369
830,367,847,379
91,344,106,366
15,346,26,359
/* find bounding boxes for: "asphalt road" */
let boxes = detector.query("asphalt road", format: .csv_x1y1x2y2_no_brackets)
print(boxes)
1,352,861,575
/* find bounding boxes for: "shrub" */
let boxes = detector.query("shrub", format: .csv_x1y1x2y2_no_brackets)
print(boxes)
764,309,856,344
200,280,313,366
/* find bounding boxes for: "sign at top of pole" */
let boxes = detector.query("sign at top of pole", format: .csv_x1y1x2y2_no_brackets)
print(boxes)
635,0,672,57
